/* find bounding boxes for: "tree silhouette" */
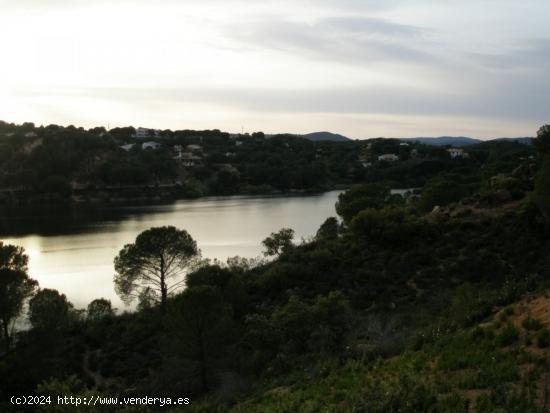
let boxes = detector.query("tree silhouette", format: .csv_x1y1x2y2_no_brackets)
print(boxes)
262,228,295,257
0,243,38,351
114,226,199,312
534,124,550,155
316,217,340,241
166,286,233,393
86,298,114,322
533,125,550,222
28,289,73,332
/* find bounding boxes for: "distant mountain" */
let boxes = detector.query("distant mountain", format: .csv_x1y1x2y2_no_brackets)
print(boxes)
399,137,482,146
399,136,533,147
302,132,351,142
493,137,533,145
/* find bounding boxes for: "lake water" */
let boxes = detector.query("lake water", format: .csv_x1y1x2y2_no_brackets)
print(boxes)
0,191,342,309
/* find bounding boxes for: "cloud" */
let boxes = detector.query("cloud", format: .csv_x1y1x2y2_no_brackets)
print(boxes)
2,0,549,137
225,15,435,66
34,72,549,122
471,39,550,71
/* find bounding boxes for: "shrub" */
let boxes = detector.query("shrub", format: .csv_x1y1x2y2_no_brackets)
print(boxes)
499,306,514,322
522,315,543,331
537,328,550,348
497,323,519,347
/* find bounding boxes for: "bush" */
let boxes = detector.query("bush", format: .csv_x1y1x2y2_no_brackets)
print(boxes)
537,328,550,348
521,315,543,331
349,208,431,248
499,306,514,322
496,323,519,347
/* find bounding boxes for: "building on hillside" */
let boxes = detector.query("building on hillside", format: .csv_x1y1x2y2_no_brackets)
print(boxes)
133,127,161,139
119,144,135,152
142,141,161,150
358,155,372,168
447,148,469,159
186,144,203,152
174,151,202,167
378,153,399,162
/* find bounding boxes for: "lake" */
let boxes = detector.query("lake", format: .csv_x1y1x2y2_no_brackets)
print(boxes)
0,190,342,309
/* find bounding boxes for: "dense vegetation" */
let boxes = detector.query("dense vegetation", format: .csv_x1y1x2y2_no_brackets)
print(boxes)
0,120,534,205
0,122,361,203
0,124,549,412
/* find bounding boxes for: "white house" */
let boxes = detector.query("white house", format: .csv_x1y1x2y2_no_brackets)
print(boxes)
447,148,469,159
133,127,160,139
142,141,161,150
119,144,135,152
174,151,202,167
378,154,399,162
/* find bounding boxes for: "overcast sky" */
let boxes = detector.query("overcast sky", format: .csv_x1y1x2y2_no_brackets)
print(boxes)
1,0,549,138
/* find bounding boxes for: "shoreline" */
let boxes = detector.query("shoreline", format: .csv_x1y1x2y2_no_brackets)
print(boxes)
0,183,349,208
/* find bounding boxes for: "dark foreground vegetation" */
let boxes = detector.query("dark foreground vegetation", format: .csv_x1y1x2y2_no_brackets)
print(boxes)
1,125,550,412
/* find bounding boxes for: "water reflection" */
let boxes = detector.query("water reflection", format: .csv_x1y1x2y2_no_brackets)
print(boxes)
0,191,342,309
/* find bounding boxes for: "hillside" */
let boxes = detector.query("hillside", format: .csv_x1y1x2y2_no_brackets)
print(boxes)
223,291,550,412
302,131,352,142
0,121,362,205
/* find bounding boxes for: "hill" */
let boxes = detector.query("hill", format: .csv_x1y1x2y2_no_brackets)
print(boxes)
494,137,533,145
302,131,351,142
225,291,550,412
400,136,533,146
400,136,483,146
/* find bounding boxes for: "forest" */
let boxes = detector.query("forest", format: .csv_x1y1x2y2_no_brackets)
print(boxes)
0,120,532,205
0,124,549,412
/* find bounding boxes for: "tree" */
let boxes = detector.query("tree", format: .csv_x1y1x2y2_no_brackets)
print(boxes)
262,228,295,257
316,217,340,241
186,264,248,318
186,265,233,292
166,287,234,393
418,178,465,212
0,243,38,350
350,208,430,248
534,124,550,155
533,157,550,223
533,125,550,222
211,167,240,195
114,226,199,312
86,298,114,322
28,289,73,332
335,183,390,223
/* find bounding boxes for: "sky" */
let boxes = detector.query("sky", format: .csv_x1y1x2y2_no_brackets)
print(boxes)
0,0,549,138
